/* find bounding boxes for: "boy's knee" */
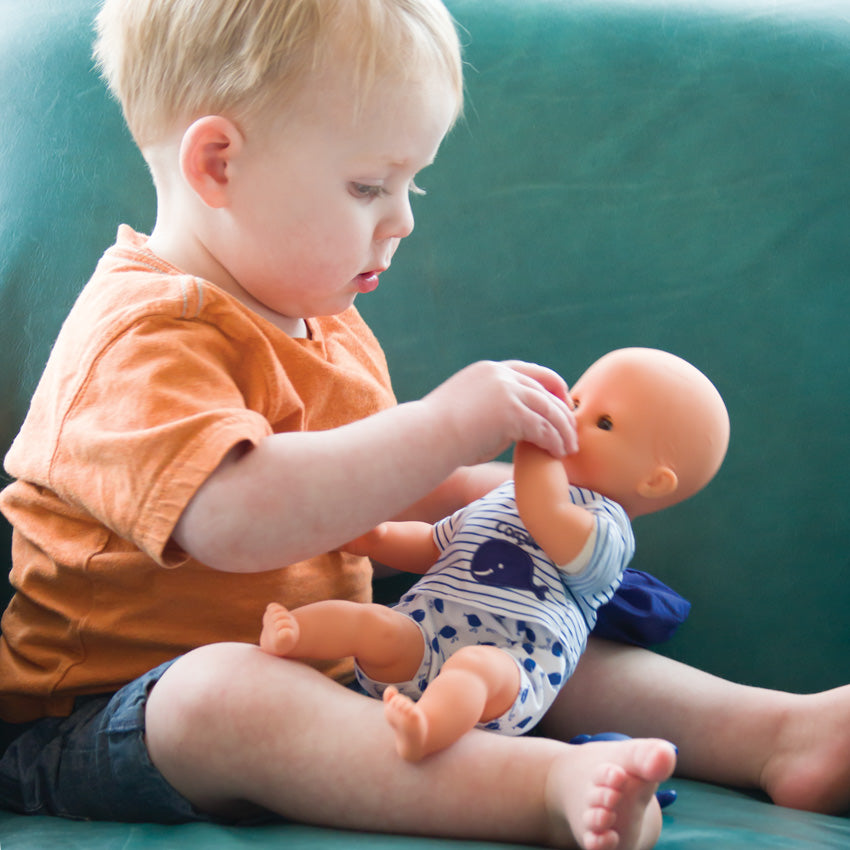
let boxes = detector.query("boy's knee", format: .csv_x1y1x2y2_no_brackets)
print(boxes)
146,643,267,744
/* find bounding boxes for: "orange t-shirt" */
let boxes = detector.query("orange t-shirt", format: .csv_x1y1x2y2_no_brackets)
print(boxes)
0,226,397,722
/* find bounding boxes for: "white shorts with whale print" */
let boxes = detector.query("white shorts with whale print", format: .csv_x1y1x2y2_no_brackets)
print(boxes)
354,594,571,735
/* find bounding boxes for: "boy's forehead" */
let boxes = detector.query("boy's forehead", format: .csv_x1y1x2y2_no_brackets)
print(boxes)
261,65,457,154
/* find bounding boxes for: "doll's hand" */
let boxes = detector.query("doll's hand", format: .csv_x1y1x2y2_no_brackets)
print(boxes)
422,360,577,465
339,523,390,557
338,521,438,574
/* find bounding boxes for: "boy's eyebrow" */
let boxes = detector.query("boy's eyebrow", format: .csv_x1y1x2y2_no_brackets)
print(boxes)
383,155,437,169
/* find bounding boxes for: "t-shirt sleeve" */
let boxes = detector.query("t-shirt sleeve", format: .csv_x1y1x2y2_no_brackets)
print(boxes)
433,503,469,554
558,498,635,597
46,315,277,566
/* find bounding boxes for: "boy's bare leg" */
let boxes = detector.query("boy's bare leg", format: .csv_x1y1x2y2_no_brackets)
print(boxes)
540,637,850,815
145,642,676,850
383,644,521,760
260,600,424,685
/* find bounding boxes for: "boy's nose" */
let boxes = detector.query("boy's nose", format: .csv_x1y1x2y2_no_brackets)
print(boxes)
379,195,415,241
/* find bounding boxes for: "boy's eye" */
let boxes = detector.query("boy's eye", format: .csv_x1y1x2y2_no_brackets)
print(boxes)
596,415,613,431
350,183,387,199
350,181,427,200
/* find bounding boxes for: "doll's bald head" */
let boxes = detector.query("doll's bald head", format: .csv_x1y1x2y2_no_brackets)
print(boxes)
565,348,729,518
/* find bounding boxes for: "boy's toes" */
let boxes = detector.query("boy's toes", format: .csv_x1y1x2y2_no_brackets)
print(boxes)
633,739,678,783
595,761,629,792
588,783,623,812
585,803,617,832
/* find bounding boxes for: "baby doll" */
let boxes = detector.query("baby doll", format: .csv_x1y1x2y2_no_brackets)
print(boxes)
260,348,730,761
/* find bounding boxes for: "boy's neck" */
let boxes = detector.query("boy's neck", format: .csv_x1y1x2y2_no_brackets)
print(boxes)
145,226,309,338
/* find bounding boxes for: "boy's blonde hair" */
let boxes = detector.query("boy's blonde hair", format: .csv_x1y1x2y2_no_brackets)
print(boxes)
93,0,463,148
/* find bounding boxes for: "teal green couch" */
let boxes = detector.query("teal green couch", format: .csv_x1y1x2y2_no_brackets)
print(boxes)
2,0,850,847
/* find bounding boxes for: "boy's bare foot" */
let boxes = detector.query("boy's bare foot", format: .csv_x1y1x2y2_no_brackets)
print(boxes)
259,602,300,657
546,738,676,850
383,686,430,761
761,684,850,814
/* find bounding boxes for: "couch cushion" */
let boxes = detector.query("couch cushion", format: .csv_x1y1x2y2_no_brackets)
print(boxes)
2,781,849,848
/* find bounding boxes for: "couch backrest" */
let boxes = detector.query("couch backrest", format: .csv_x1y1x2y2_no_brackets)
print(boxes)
2,0,849,694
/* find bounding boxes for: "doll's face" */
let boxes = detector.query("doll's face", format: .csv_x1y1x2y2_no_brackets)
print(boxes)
562,348,729,517
563,356,668,512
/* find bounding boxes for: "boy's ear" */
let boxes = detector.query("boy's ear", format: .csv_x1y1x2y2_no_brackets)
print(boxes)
637,466,678,501
179,115,245,209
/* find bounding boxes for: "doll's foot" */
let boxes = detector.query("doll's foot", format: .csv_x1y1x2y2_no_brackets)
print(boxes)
760,684,850,814
383,686,429,762
546,738,676,850
259,602,300,657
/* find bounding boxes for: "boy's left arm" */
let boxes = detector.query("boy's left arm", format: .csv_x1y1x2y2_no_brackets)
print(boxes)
513,441,594,572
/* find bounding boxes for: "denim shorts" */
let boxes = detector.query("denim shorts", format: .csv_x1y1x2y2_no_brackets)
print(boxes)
0,659,216,823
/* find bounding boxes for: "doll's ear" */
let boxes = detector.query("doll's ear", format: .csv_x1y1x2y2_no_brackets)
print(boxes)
179,115,245,209
637,466,679,501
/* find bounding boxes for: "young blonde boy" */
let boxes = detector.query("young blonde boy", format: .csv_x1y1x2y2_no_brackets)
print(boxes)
1,1,850,848
0,2,677,847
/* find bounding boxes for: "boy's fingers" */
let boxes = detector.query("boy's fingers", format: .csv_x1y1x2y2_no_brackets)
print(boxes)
534,399,578,456
506,365,577,455
502,359,570,404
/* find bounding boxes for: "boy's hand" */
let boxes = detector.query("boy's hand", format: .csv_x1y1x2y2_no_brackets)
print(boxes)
423,360,577,465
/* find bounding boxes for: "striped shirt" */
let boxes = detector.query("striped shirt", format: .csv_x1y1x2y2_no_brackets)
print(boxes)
410,481,634,655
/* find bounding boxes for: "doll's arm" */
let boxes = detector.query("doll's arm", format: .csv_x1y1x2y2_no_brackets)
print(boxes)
343,521,440,575
393,462,512,523
513,441,594,572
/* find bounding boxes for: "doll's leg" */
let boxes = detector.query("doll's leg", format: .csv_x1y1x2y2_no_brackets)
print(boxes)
261,600,424,685
146,642,677,849
539,637,850,814
383,644,521,761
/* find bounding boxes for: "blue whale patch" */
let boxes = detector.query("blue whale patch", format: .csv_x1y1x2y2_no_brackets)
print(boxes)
469,539,548,601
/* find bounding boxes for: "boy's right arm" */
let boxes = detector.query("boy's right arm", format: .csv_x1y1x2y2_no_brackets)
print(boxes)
172,360,576,574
